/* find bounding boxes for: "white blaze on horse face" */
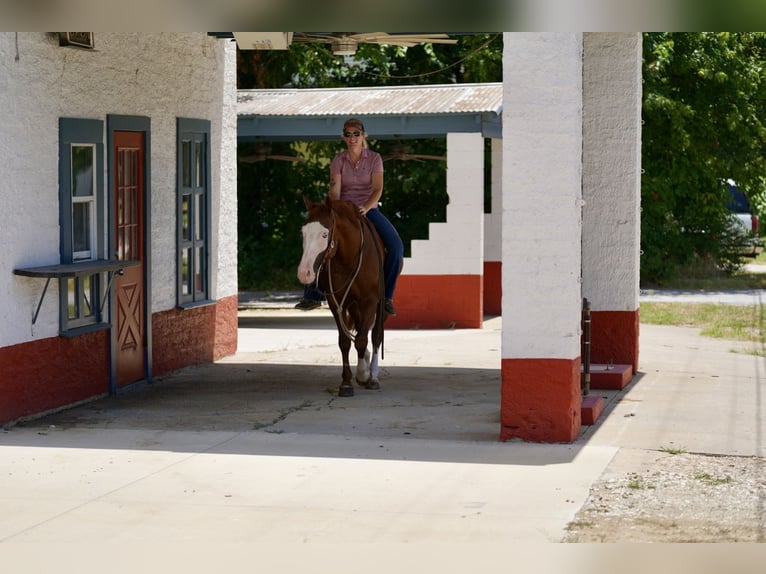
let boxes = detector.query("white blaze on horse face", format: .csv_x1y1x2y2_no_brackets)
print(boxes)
297,221,329,284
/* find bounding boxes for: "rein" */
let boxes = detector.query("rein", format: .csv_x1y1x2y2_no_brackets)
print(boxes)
322,210,366,342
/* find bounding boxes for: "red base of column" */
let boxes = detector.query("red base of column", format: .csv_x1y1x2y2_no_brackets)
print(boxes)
386,274,483,329
483,261,501,316
589,363,633,389
590,309,639,373
152,294,238,376
500,357,581,443
581,394,604,425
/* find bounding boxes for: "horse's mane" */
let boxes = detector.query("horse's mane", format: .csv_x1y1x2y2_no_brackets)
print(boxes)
328,198,362,222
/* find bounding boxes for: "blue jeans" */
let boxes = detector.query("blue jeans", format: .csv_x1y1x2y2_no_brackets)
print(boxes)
366,208,403,301
303,208,403,302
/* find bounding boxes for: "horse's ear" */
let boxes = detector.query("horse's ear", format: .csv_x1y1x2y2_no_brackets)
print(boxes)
303,195,312,210
324,195,334,208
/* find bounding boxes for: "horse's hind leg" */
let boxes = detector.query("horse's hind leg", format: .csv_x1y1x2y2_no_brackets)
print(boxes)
355,348,371,387
368,349,380,388
355,325,379,390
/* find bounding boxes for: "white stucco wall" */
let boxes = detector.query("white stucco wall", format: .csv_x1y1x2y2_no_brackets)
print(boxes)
502,32,584,360
581,33,642,311
405,131,484,275
484,138,503,262
0,33,236,347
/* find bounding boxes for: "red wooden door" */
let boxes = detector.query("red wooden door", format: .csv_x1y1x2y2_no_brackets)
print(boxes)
114,131,146,387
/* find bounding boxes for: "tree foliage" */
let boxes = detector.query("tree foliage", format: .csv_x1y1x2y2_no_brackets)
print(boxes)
239,33,766,290
641,32,766,283
237,35,502,290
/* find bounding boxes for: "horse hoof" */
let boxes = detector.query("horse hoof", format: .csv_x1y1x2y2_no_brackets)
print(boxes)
338,386,354,397
365,380,380,390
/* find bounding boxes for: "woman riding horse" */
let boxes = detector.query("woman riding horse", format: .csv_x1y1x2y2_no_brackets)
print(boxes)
295,118,403,316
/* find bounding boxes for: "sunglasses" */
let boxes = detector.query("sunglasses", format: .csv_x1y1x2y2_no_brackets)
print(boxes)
343,131,362,138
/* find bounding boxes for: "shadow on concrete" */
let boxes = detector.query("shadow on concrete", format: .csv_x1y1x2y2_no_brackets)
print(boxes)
2,310,618,467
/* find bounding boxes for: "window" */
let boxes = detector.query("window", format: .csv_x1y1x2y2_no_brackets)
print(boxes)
71,144,97,260
176,118,211,306
59,118,105,333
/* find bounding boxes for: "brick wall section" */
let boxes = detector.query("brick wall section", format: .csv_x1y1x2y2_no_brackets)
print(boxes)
0,331,109,424
152,294,238,377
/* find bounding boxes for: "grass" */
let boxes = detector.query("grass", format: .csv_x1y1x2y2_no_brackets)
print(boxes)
693,471,733,486
640,261,766,354
640,302,766,343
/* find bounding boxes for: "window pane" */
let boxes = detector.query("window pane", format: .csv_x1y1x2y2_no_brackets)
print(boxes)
67,278,77,319
195,193,203,240
181,248,191,295
123,226,132,260
117,226,124,260
194,141,202,187
182,141,191,187
122,149,131,190
72,146,94,197
182,194,191,241
195,247,204,293
82,274,94,317
73,202,91,255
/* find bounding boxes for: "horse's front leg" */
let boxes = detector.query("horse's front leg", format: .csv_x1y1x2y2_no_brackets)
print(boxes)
354,331,371,387
336,314,354,397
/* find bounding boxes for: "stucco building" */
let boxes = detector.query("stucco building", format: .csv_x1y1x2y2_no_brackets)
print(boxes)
0,32,641,444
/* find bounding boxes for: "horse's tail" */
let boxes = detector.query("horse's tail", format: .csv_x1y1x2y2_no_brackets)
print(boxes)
364,218,386,361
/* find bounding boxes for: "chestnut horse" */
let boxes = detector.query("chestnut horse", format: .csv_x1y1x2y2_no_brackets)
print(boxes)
297,196,387,397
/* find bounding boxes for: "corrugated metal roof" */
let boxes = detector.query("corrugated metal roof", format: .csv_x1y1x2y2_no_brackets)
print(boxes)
238,83,503,118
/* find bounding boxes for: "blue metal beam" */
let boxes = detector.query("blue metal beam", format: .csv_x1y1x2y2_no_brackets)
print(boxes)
237,112,502,142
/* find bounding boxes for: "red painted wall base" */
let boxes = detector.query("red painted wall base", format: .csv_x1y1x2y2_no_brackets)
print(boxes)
590,309,639,373
0,295,239,425
500,357,582,443
0,330,109,423
385,274,483,329
581,394,604,425
152,294,239,376
483,261,501,316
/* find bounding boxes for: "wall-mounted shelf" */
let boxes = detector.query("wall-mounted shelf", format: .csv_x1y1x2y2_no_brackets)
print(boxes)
14,259,138,324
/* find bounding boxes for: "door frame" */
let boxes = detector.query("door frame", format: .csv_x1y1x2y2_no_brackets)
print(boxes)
107,115,152,394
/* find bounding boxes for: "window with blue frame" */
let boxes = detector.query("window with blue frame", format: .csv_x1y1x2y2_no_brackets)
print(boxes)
176,118,211,306
59,118,106,333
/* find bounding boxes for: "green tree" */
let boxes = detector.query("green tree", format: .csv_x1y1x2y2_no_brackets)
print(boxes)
641,32,766,283
237,35,502,290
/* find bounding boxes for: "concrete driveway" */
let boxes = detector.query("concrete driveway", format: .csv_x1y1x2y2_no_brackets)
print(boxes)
0,304,764,566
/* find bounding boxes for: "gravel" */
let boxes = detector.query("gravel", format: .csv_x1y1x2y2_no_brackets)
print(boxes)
563,451,766,542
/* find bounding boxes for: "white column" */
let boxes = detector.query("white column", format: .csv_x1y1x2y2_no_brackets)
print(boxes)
581,33,642,312
484,138,503,263
502,32,584,361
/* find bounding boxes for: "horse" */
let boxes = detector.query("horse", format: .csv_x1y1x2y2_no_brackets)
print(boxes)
297,195,387,397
